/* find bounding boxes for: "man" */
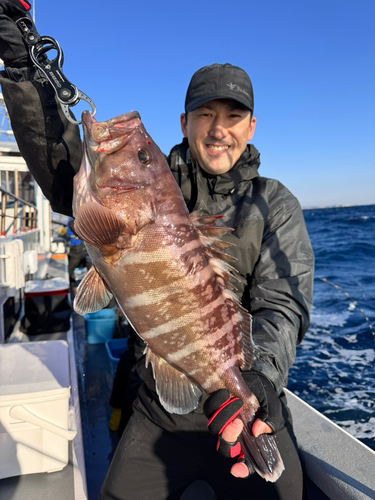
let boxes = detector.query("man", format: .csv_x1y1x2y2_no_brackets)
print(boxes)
0,2,314,498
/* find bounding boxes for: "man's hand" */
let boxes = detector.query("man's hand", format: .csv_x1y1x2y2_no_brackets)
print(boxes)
203,372,284,478
0,0,32,68
221,416,272,478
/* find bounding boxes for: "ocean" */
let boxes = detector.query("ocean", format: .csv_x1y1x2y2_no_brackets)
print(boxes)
287,204,375,451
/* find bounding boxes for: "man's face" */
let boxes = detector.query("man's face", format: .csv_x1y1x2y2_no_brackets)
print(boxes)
180,98,256,175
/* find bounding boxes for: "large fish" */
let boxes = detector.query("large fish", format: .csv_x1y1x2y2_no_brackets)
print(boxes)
72,110,285,482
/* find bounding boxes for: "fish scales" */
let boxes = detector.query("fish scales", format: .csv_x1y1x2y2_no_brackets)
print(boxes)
93,219,238,392
72,110,285,482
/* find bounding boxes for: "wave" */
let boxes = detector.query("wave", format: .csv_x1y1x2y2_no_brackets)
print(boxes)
328,417,375,440
310,310,351,328
288,205,375,450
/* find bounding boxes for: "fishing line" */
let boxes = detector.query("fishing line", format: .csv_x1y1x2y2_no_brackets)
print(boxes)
317,277,375,342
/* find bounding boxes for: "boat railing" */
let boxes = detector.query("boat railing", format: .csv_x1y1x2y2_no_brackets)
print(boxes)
0,184,38,236
0,176,40,289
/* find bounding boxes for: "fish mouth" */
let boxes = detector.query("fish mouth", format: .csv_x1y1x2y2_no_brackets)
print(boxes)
82,110,142,155
82,110,97,132
81,110,145,197
95,183,136,194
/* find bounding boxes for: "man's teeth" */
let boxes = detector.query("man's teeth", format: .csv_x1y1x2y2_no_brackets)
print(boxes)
208,145,229,151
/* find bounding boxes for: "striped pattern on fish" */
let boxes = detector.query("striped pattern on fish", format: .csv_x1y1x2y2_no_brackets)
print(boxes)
72,110,285,482
82,210,248,393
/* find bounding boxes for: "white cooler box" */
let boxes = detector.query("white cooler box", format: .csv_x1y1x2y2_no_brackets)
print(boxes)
0,340,77,479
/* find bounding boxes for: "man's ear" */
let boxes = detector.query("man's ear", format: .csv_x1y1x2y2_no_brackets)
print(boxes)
247,117,257,141
180,113,188,138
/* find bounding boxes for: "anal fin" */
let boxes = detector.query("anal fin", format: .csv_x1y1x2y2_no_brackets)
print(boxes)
145,347,202,414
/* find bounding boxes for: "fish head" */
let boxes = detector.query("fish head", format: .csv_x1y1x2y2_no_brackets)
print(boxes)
73,110,172,230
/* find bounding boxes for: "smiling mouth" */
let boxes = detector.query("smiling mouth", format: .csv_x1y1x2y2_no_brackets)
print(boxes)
206,144,230,151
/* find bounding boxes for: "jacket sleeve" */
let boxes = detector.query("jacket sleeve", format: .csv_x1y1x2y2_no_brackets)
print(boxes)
249,181,314,394
0,66,82,216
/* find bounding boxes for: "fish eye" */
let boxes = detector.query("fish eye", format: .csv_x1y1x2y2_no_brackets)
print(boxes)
138,149,151,165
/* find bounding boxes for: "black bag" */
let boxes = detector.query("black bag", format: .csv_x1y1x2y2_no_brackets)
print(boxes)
20,292,72,335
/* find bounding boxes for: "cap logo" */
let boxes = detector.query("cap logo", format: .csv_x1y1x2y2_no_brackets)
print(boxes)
226,82,250,98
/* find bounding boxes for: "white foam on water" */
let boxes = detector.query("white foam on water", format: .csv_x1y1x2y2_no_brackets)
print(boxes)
299,340,316,350
310,309,351,327
343,334,358,343
336,417,375,439
326,347,375,366
305,347,375,369
327,388,375,412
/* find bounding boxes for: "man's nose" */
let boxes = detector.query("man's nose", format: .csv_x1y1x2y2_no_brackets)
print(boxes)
209,119,228,140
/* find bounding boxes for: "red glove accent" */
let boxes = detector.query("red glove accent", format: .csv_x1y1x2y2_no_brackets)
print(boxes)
204,390,244,460
207,395,243,435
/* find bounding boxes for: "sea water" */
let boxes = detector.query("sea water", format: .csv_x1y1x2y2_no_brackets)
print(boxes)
288,204,375,450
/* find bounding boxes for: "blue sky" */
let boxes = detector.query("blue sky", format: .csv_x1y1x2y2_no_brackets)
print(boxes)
9,1,375,207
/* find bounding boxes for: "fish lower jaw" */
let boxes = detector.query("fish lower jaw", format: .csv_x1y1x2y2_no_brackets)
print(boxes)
95,184,136,193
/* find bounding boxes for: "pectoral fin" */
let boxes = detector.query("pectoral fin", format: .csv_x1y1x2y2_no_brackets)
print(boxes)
74,202,127,252
145,347,202,414
73,266,113,315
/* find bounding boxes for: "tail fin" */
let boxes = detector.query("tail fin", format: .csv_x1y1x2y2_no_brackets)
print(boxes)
239,418,285,482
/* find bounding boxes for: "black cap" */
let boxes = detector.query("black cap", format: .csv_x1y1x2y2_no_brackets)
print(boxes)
185,63,254,113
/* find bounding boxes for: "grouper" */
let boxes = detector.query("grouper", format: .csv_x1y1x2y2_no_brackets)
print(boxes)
72,110,285,482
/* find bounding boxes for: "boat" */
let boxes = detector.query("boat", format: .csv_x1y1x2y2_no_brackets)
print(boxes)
0,93,374,500
0,91,87,499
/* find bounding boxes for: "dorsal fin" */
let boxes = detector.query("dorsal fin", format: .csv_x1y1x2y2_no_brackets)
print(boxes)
73,266,113,315
145,347,202,414
191,212,235,261
190,211,240,290
191,211,256,370
205,246,237,263
74,202,127,249
190,210,233,237
201,235,236,251
222,288,256,370
190,211,224,225
209,257,240,286
195,225,232,237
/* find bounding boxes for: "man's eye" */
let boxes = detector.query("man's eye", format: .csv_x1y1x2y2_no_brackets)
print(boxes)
138,149,151,164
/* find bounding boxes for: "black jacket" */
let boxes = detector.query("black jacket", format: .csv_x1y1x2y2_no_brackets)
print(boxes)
168,139,314,392
0,69,314,393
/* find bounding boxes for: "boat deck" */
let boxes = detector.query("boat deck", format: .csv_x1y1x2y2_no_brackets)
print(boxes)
0,254,90,500
1,257,374,500
0,313,120,500
72,308,120,500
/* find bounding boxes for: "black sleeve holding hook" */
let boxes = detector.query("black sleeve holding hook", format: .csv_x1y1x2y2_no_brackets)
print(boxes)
1,71,82,216
13,14,96,124
0,2,82,215
0,1,33,67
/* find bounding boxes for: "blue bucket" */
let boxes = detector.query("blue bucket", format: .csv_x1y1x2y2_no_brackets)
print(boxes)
84,309,117,344
105,338,128,375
